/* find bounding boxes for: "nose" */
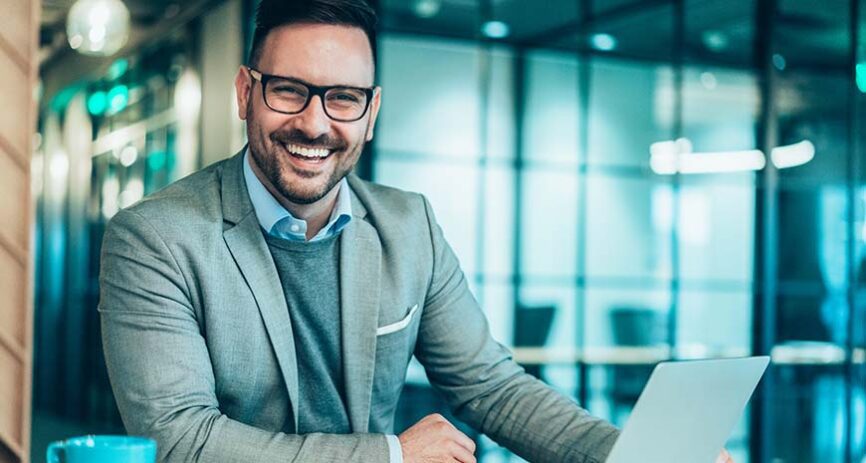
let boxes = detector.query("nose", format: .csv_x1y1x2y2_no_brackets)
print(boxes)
290,95,331,140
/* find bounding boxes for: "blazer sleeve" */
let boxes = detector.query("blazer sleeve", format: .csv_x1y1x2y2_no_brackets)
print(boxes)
413,196,620,463
98,208,390,463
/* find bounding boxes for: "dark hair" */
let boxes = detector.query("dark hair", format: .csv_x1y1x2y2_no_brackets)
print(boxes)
248,0,377,68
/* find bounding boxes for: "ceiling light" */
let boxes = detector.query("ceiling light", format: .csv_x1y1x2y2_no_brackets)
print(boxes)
87,91,107,115
66,0,131,56
650,138,766,175
699,72,717,90
590,33,617,52
106,84,129,114
772,54,786,71
106,58,129,80
412,0,441,18
771,140,815,169
701,31,728,52
482,21,510,39
119,145,138,167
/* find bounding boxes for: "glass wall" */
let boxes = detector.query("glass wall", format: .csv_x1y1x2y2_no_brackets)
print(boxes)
29,1,866,462
375,1,866,461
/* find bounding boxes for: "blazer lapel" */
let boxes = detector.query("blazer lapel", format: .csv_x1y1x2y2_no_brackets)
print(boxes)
340,187,381,433
221,151,300,431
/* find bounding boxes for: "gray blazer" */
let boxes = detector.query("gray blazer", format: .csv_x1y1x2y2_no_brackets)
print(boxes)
99,151,619,462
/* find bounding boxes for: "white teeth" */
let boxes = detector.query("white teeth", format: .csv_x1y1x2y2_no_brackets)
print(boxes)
285,143,331,158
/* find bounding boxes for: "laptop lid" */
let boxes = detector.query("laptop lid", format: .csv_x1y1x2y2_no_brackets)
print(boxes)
605,356,770,463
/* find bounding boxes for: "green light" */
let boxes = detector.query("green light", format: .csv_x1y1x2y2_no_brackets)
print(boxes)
49,84,83,113
107,85,129,114
147,151,167,171
87,91,108,115
106,59,129,80
857,63,866,93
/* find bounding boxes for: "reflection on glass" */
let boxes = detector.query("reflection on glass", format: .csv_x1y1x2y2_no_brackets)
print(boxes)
375,159,480,277
520,168,578,278
378,35,482,159
588,59,671,167
524,50,579,166
585,175,671,280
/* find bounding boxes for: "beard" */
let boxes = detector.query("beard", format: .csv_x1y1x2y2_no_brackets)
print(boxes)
248,125,365,206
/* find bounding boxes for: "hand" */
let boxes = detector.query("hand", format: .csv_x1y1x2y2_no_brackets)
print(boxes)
715,449,734,463
399,413,477,463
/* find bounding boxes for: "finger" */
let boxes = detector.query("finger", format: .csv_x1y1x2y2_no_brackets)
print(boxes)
715,450,733,463
448,429,476,454
450,442,477,463
428,415,474,451
423,413,446,424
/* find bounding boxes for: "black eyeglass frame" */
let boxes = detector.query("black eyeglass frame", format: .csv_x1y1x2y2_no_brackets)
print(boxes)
247,67,377,122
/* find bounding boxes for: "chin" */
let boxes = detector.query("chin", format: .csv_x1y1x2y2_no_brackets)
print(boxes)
278,181,331,205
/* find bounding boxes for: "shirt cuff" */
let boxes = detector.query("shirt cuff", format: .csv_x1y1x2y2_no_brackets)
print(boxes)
386,434,404,463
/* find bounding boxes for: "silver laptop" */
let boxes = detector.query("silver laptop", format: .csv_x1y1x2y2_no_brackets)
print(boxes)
606,356,770,463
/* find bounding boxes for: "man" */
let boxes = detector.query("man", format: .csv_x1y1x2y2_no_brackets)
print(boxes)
99,1,732,462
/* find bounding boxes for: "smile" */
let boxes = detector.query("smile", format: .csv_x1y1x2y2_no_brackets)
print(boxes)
282,143,334,161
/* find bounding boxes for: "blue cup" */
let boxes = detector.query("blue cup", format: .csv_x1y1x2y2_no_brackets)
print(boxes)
47,435,156,463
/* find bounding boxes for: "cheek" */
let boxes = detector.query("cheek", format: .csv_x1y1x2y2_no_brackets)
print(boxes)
249,111,283,138
338,125,367,148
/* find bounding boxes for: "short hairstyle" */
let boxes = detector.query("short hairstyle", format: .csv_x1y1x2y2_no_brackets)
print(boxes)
248,0,378,68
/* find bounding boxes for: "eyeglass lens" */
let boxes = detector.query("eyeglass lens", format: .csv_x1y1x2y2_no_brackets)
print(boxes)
265,77,369,121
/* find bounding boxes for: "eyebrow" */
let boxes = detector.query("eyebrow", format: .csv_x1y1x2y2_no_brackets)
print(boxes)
266,72,374,89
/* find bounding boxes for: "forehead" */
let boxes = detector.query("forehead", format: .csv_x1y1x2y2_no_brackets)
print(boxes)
258,23,375,87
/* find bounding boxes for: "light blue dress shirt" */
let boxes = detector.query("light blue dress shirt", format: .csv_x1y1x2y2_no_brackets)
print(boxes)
243,150,352,241
242,150,404,462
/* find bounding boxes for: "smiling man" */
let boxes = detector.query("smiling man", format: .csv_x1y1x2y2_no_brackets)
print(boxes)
100,1,629,462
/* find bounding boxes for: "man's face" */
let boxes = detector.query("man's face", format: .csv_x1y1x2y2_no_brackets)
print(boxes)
235,23,380,205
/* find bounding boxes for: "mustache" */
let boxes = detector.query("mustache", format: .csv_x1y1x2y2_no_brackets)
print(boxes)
270,130,345,150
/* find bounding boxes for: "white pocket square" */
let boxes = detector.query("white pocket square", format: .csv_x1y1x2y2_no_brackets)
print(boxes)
376,304,419,336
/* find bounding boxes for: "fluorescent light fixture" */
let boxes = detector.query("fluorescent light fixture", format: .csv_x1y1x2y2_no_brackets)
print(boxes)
677,150,766,174
482,21,510,39
649,138,691,175
590,33,617,51
771,140,815,169
650,138,766,175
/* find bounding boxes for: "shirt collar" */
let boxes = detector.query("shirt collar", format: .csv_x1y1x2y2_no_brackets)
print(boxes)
242,148,352,241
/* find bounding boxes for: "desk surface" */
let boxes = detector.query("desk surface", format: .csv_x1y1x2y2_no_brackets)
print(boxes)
511,343,863,366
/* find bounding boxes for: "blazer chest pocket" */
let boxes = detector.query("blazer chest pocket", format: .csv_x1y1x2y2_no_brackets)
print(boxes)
372,304,420,424
376,304,419,337
375,304,419,355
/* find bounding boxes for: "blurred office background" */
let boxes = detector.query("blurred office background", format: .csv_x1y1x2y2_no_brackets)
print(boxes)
15,0,866,461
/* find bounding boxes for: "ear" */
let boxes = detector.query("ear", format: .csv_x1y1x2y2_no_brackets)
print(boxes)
235,67,252,120
364,87,382,142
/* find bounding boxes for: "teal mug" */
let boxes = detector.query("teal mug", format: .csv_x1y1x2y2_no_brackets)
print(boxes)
47,435,156,463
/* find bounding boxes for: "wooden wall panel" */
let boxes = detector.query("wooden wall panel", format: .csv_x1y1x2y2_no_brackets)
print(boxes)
0,51,30,164
0,1,31,63
0,246,25,347
0,153,28,251
0,0,37,461
0,348,22,445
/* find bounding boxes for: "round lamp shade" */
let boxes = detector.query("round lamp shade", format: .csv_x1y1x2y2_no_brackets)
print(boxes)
66,0,131,56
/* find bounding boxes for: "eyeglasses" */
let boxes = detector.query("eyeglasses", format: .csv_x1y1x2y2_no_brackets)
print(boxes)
247,67,376,122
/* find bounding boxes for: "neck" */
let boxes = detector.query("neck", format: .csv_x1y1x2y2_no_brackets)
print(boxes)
248,155,340,240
